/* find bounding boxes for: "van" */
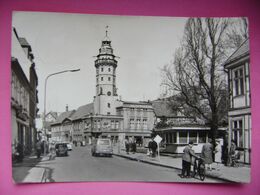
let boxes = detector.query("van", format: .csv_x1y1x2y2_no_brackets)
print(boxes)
91,138,113,157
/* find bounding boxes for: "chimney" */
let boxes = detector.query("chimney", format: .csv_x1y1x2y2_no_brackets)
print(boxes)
66,104,68,112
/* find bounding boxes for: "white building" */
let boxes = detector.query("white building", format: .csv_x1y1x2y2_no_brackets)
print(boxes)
224,39,251,164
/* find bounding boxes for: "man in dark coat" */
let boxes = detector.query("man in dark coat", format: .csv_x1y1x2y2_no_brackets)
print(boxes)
180,141,198,178
150,140,157,157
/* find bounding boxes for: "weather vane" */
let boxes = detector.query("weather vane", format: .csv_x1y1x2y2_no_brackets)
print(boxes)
105,25,109,37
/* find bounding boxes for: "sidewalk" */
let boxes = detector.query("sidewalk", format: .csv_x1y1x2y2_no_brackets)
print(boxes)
113,146,250,183
12,155,51,183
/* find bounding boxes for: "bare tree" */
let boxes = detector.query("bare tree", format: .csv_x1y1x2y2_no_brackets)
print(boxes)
225,17,249,51
162,18,231,143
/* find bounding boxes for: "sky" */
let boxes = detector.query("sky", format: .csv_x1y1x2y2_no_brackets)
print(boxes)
12,11,187,118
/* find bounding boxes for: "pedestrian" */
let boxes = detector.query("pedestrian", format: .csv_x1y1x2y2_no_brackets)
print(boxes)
36,140,42,159
150,140,157,157
147,139,153,156
180,141,198,178
201,138,213,171
125,137,130,154
49,142,56,160
214,139,222,171
15,142,24,162
132,139,137,154
229,140,237,167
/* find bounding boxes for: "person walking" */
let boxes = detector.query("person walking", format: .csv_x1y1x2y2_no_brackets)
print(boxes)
132,139,137,154
125,137,130,154
150,140,157,158
201,138,213,171
180,141,197,178
214,139,222,171
36,140,42,159
229,140,237,167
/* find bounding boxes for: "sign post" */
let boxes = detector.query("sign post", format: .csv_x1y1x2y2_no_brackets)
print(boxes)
153,135,162,162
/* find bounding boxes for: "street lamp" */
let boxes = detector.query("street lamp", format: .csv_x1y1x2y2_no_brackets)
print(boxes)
43,68,80,153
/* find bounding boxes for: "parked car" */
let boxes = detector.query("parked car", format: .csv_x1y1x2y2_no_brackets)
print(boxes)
55,143,68,156
91,138,113,157
66,142,73,151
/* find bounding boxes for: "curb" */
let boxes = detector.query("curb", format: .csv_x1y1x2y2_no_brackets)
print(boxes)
113,153,235,183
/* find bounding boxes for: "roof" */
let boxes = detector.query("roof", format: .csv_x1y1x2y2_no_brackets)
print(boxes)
151,100,177,118
72,103,94,120
52,110,75,125
224,38,249,66
18,37,30,47
122,101,152,106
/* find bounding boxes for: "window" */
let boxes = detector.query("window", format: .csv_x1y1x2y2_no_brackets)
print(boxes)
101,77,103,81
107,91,111,96
233,120,243,147
108,67,111,72
101,67,104,72
130,119,135,129
234,68,244,96
189,131,197,143
115,121,119,129
107,112,110,115
136,118,141,129
143,119,148,129
179,131,188,144
198,131,207,143
96,78,98,83
107,103,111,108
108,77,111,81
111,120,115,129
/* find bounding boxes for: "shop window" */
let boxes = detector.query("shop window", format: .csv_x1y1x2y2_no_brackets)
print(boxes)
179,131,188,144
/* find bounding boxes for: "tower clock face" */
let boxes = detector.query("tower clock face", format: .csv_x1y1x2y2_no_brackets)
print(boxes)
107,91,111,96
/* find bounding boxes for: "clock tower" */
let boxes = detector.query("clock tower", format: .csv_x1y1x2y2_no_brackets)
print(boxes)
94,28,120,115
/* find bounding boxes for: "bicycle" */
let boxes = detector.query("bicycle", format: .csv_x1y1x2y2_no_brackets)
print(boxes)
192,157,206,181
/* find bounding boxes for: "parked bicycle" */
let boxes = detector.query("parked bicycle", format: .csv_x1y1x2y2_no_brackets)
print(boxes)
192,157,206,181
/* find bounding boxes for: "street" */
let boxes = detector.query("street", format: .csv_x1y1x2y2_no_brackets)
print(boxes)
13,146,222,183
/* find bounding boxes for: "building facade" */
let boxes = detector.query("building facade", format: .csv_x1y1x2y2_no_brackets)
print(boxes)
11,28,39,156
224,39,251,164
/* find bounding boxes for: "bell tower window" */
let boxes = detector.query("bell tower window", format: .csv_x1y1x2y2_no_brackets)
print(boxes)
101,77,103,81
108,77,111,81
101,67,104,72
108,103,110,108
108,68,111,72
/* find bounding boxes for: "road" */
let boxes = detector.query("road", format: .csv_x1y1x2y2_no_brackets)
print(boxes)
35,146,221,183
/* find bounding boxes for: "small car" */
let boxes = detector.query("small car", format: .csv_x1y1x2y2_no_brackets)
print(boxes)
66,142,73,151
55,143,68,156
91,138,113,157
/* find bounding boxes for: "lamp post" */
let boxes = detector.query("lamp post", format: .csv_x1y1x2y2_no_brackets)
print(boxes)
43,68,80,155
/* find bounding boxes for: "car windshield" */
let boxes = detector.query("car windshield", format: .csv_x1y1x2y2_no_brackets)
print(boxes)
97,139,110,145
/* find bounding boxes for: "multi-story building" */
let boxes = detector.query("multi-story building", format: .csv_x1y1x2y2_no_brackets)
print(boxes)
224,39,251,164
11,28,38,155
